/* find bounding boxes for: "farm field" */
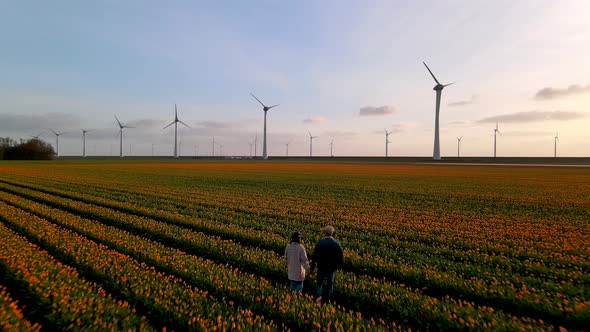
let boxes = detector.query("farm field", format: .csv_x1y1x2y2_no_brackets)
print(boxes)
0,159,588,331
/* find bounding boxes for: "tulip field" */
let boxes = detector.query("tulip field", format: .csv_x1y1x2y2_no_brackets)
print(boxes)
0,160,588,331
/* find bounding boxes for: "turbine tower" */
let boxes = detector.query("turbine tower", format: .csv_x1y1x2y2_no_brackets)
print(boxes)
385,129,392,157
456,136,463,158
49,129,66,157
250,93,279,160
82,129,91,158
211,136,215,157
114,115,134,158
554,132,559,158
163,104,190,158
285,141,290,157
255,133,258,157
493,122,501,158
329,139,334,157
308,130,318,157
423,61,454,160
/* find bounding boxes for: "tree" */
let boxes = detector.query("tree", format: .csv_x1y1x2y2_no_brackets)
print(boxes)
0,138,55,160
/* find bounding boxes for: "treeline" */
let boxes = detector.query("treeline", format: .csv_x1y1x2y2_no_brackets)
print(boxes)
0,137,55,160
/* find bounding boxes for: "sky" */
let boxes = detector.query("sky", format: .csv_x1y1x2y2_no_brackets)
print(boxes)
1,0,589,157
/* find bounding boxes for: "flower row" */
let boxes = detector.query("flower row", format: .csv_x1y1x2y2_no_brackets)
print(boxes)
0,200,278,331
0,187,557,330
0,180,585,327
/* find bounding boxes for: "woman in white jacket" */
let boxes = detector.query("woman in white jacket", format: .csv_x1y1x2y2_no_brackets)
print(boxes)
284,232,311,293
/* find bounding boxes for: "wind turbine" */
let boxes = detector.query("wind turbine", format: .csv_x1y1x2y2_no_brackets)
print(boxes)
423,61,454,160
385,129,392,157
82,129,91,158
329,138,334,157
48,129,66,157
29,133,41,140
114,115,134,158
493,122,501,158
163,104,190,158
456,136,463,158
211,136,216,156
308,130,318,157
554,132,558,158
253,133,258,157
250,93,279,160
285,141,290,157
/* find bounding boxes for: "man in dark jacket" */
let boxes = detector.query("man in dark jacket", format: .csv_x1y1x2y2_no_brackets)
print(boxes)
310,225,343,301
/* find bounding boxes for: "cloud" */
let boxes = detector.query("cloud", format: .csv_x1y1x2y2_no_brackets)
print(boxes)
0,112,81,132
302,116,326,124
129,118,164,128
372,122,415,135
195,121,234,129
324,130,358,138
359,105,396,116
499,131,555,137
477,111,589,124
448,95,478,107
534,84,590,100
447,120,472,126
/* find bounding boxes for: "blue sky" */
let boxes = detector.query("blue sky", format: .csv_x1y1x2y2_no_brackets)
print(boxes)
1,1,589,157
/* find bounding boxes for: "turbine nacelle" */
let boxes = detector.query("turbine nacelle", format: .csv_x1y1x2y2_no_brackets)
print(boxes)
251,93,279,112
423,62,454,91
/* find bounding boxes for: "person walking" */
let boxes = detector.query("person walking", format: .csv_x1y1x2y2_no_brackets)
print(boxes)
284,231,311,293
310,225,343,301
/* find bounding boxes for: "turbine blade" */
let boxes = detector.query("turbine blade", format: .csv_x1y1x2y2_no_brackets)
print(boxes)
178,120,190,128
163,121,175,129
423,61,440,85
268,104,280,109
250,93,267,108
443,82,455,87
49,128,58,135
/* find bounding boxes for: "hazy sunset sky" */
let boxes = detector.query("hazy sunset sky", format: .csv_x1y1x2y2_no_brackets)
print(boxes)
1,1,589,157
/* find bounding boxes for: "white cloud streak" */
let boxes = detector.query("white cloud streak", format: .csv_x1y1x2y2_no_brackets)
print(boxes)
534,84,590,100
477,111,588,123
448,95,478,107
359,105,396,116
302,116,326,124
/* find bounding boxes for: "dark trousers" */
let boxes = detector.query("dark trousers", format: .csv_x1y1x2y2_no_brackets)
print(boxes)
289,280,303,293
315,270,335,299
